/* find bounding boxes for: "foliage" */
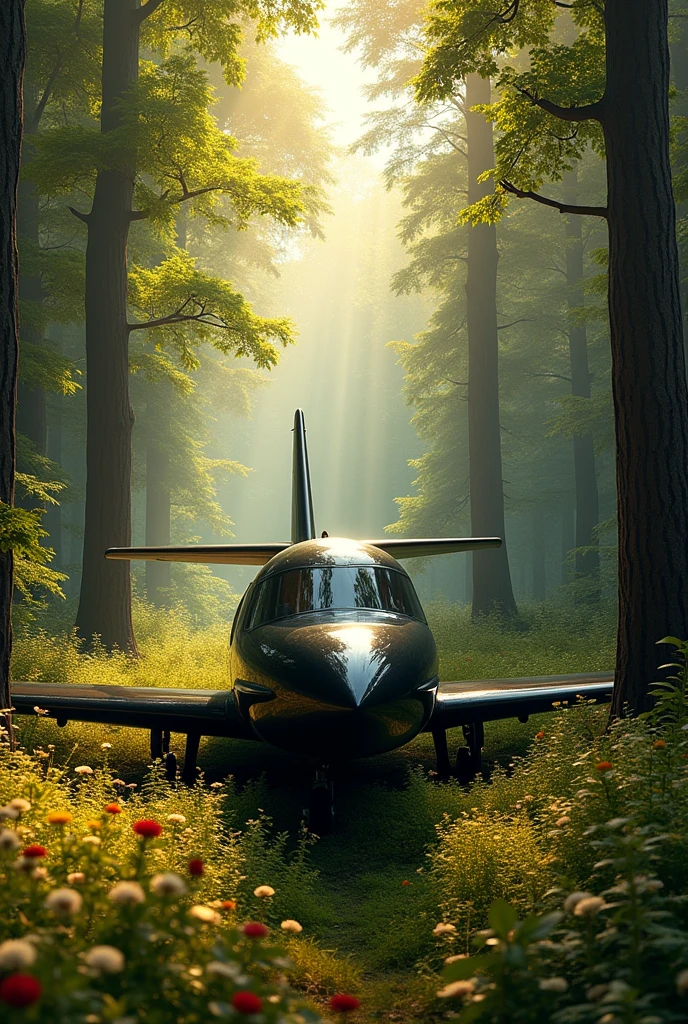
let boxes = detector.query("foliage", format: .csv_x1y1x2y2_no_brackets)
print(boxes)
0,502,66,613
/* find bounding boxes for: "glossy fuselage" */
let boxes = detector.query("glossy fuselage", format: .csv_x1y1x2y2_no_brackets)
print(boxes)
228,539,439,760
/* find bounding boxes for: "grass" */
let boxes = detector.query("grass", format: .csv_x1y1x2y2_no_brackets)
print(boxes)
10,597,617,1022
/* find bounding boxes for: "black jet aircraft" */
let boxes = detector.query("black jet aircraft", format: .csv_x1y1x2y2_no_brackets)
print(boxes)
13,410,613,832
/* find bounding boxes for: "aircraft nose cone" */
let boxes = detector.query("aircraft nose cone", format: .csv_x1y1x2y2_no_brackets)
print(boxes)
322,624,391,709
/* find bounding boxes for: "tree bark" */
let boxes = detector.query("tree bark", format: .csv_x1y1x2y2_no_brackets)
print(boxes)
46,395,62,565
75,0,139,652
560,497,574,585
563,168,600,593
465,73,518,617
145,435,171,605
605,0,688,713
0,0,25,721
532,505,546,601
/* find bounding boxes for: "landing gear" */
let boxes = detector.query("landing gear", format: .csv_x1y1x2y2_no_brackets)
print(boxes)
181,732,201,787
431,726,452,778
305,769,334,835
431,721,485,783
150,729,171,762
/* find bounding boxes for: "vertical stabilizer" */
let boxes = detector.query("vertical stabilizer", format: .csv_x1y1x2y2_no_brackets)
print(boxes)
291,409,316,543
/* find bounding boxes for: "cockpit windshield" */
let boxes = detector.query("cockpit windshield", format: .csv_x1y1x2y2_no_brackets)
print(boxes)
246,566,425,629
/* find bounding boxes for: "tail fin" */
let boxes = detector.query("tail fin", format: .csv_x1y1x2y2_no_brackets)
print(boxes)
291,409,316,543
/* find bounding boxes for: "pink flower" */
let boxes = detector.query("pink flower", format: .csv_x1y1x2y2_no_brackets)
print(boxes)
242,922,269,938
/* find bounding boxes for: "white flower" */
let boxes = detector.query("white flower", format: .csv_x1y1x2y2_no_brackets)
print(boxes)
113,779,126,786
75,765,94,775
555,816,571,827
253,885,275,898
0,828,20,851
166,813,186,824
101,742,112,751
67,872,86,885
676,968,688,996
108,881,145,905
31,866,48,880
206,960,241,979
151,872,187,896
85,945,125,973
0,806,19,820
82,835,101,845
574,896,607,918
437,980,475,998
210,782,224,789
0,940,37,970
563,891,592,912
280,919,303,933
433,922,457,936
189,905,221,925
8,798,31,813
539,977,569,993
45,888,83,915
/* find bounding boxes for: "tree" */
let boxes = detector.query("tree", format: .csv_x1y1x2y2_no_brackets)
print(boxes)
0,0,26,724
417,0,688,711
34,0,321,651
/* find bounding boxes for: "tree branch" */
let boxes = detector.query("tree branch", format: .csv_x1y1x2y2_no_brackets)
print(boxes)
520,88,603,123
499,180,608,218
68,206,90,224
137,0,167,23
497,317,537,330
526,371,572,383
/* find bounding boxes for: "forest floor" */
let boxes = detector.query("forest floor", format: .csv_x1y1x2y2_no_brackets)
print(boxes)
12,599,616,1022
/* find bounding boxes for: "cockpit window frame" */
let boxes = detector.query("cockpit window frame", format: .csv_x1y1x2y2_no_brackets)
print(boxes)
245,564,426,631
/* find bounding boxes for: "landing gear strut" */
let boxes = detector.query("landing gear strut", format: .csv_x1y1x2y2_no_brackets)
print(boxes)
431,722,485,783
305,768,334,835
181,732,201,787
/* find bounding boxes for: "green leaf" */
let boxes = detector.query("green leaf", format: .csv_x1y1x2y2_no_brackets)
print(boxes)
488,899,518,939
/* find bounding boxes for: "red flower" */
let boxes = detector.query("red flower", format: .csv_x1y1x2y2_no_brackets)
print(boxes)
535,731,545,741
595,761,613,773
132,819,162,839
231,991,263,1015
188,858,204,876
402,880,410,886
242,921,269,938
330,993,361,1013
221,899,237,911
22,844,47,859
0,974,42,1008
104,803,122,814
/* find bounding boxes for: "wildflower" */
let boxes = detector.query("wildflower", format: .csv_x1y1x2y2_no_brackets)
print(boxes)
0,829,20,851
402,879,410,886
0,974,42,1008
445,954,469,964
47,810,73,825
535,731,545,740
45,888,83,915
221,899,236,911
539,977,569,993
132,819,162,839
0,806,19,820
188,859,204,877
113,779,126,786
126,783,137,789
329,994,361,1013
437,980,475,998
595,761,613,772
189,905,220,924
22,844,47,859
231,992,263,1015
85,946,125,973
82,835,101,846
574,896,607,917
281,919,303,933
108,881,145,905
563,891,592,912
243,922,269,938
104,803,121,815
151,873,187,896
253,884,275,898
86,819,102,830
9,798,31,813
101,742,112,750
167,813,186,824
31,866,48,880
210,782,223,789
653,739,666,750
676,969,688,996
555,816,571,826
75,766,94,775
433,922,457,936
0,940,36,970
67,872,85,885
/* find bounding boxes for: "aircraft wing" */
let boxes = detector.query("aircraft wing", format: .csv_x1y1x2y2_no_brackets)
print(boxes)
365,538,502,559
10,681,256,740
429,672,614,729
105,544,289,565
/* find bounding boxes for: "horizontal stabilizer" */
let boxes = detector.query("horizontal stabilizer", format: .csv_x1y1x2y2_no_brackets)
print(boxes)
105,544,289,566
365,537,502,559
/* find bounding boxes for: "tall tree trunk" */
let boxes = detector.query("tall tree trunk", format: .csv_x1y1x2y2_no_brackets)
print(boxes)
75,0,139,652
465,73,518,617
145,434,171,606
563,168,600,593
605,0,688,714
532,505,546,600
46,395,63,565
560,498,574,586
0,0,25,722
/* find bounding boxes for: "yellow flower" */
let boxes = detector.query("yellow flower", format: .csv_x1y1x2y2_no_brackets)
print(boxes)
47,811,73,826
86,820,102,831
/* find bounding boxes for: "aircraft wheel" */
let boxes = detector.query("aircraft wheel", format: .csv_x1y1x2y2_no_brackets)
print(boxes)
455,746,475,785
307,783,334,836
164,751,178,784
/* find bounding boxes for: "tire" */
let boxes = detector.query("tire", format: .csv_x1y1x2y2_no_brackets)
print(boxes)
308,784,334,836
455,745,475,785
164,751,178,784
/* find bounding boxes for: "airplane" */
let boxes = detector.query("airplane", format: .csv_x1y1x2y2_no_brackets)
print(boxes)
12,410,614,833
